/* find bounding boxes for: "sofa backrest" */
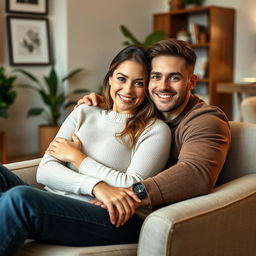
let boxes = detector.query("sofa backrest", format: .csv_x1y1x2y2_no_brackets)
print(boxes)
217,121,256,185
4,158,43,189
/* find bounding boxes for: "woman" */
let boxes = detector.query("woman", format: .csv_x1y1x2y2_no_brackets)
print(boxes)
0,45,171,256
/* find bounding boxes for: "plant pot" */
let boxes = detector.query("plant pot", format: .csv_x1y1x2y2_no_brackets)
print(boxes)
0,131,7,163
38,125,60,157
169,0,184,11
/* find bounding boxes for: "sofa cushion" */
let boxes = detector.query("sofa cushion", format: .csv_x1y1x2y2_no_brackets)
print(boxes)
21,241,137,256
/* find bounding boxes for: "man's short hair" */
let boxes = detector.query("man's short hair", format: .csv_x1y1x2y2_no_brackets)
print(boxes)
147,38,197,70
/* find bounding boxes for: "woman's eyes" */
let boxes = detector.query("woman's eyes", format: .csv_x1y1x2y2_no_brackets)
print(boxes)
134,81,144,87
116,77,144,87
117,76,126,82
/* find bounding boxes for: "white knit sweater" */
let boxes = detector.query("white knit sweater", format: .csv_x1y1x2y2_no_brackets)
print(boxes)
37,105,171,216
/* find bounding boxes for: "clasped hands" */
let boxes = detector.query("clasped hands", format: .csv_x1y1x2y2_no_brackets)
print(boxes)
46,133,145,228
46,133,86,168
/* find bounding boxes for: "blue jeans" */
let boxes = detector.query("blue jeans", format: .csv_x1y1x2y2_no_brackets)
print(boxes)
0,165,144,256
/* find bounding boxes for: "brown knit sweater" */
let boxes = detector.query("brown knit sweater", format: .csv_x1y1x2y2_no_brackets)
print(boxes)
142,95,231,208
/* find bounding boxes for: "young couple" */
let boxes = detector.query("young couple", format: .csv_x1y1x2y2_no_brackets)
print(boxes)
0,39,231,255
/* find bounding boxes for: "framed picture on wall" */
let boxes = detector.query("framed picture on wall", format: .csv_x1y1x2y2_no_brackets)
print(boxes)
7,16,51,66
6,0,48,15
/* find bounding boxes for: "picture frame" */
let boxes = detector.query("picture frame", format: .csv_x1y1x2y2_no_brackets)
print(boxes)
6,0,48,15
7,16,51,66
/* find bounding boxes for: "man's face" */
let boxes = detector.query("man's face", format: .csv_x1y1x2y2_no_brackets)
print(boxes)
148,55,197,114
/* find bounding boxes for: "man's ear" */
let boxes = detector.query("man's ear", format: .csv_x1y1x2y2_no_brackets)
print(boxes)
189,74,198,91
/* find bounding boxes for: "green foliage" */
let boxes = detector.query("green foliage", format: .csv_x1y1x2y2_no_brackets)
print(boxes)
120,25,164,48
182,0,204,5
0,67,17,119
15,63,89,126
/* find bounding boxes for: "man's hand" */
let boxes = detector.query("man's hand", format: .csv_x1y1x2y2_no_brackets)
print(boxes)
92,182,141,227
46,134,86,168
75,93,104,108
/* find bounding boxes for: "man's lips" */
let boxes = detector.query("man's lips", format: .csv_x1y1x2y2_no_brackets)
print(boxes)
155,92,176,100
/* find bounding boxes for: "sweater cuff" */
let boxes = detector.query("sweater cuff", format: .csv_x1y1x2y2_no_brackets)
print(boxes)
80,176,102,196
78,157,95,175
141,177,163,208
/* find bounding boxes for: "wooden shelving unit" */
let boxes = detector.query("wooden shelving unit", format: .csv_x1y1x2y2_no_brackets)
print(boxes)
153,6,235,119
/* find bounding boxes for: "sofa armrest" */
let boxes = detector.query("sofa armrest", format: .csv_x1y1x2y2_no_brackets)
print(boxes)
4,158,43,188
138,174,256,256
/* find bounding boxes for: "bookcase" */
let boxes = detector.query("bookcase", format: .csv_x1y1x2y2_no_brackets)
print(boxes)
153,6,235,119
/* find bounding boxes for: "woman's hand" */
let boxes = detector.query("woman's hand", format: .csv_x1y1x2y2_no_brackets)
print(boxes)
92,182,141,227
74,92,104,108
46,133,86,168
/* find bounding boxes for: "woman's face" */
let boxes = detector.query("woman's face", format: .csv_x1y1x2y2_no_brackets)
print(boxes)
109,60,147,114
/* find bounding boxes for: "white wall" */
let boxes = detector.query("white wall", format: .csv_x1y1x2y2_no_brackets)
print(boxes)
66,0,168,93
203,0,256,82
1,0,256,157
0,0,167,157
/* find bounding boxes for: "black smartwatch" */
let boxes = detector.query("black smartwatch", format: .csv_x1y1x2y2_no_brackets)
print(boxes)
132,182,147,199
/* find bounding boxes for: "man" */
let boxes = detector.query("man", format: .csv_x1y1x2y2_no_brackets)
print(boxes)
0,39,230,255
79,39,231,228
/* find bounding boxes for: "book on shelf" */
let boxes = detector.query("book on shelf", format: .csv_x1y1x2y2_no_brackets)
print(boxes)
194,57,208,79
189,23,208,44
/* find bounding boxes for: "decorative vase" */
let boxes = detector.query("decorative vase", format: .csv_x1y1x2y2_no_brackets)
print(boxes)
38,125,60,157
169,0,184,11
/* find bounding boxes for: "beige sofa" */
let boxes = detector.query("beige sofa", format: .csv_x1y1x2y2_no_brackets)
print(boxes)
4,121,256,256
241,96,256,123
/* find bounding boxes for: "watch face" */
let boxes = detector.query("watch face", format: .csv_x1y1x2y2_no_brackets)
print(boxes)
133,183,146,199
135,184,144,193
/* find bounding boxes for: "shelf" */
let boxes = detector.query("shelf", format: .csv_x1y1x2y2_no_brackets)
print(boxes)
153,6,235,119
157,5,234,15
198,78,210,83
190,42,210,48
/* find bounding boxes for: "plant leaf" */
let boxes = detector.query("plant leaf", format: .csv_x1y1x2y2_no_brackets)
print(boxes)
27,108,44,118
14,69,40,83
70,88,89,94
64,101,77,109
17,84,39,90
38,90,52,106
120,25,142,46
0,108,8,118
143,31,165,48
122,41,131,46
61,68,84,82
57,92,66,107
44,67,58,96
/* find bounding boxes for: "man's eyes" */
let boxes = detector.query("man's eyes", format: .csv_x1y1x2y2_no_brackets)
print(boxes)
170,75,181,81
150,75,181,81
151,75,161,80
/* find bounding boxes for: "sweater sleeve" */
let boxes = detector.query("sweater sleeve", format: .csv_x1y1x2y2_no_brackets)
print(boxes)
36,107,101,196
78,120,172,188
142,112,231,208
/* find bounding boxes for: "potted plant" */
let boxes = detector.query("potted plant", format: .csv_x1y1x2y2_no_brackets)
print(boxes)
120,25,164,48
0,67,17,163
15,63,89,156
0,67,17,119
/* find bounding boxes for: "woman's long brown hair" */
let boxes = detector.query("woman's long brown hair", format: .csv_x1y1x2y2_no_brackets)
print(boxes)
101,45,159,148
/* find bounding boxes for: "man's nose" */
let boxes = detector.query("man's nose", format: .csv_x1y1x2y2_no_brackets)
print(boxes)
158,78,169,90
